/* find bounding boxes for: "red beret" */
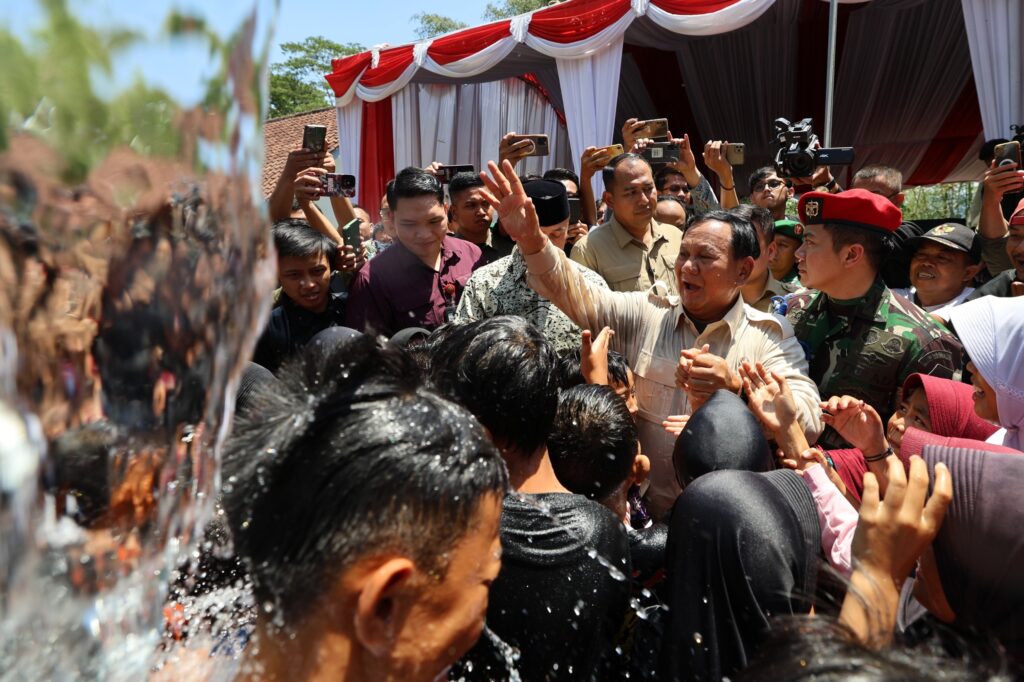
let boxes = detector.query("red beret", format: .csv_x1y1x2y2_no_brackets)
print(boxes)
798,188,903,234
1010,197,1024,226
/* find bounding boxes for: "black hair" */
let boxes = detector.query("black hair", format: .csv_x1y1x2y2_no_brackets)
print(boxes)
548,384,638,502
979,138,1009,164
427,316,559,458
824,222,891,273
221,335,508,625
729,204,775,244
519,172,544,183
685,210,760,260
655,165,687,191
386,166,443,210
748,166,791,192
46,422,118,528
543,167,580,191
602,153,651,193
558,348,631,390
271,221,338,263
448,172,485,201
657,194,687,207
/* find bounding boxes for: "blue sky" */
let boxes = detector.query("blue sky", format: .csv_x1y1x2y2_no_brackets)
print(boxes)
0,0,492,104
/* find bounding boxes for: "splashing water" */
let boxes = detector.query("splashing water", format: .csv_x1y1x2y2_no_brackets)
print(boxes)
0,1,275,678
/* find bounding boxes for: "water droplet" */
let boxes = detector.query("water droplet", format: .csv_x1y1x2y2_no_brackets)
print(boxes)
693,632,703,645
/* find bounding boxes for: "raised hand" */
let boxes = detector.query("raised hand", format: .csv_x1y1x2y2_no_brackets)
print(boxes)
820,395,888,455
423,161,444,177
294,168,326,204
580,146,611,181
581,327,615,386
479,160,544,252
677,344,740,410
499,133,534,168
702,140,733,181
740,360,798,435
662,414,690,437
621,118,647,152
983,160,1024,201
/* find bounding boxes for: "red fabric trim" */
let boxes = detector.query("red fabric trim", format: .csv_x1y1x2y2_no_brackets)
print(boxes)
360,45,416,88
906,74,983,186
527,0,631,43
428,20,512,65
650,0,745,15
359,98,395,213
326,52,372,97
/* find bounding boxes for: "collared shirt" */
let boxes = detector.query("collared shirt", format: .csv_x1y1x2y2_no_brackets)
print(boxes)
786,278,963,449
344,236,484,336
778,269,803,293
455,246,610,354
524,241,823,518
454,224,515,266
569,216,682,295
891,286,975,320
746,272,790,313
253,284,348,373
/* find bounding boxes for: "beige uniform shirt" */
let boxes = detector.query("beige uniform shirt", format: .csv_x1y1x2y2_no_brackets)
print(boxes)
570,216,681,295
747,273,789,313
525,241,823,518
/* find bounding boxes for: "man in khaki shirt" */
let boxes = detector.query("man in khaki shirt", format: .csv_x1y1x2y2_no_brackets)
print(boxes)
480,160,823,518
570,154,682,295
733,204,790,312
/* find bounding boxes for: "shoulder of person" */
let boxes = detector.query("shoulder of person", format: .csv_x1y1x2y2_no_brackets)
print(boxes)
467,254,512,281
447,235,482,258
652,219,682,244
743,301,797,339
782,289,819,317
966,269,1016,301
568,258,611,288
572,495,631,552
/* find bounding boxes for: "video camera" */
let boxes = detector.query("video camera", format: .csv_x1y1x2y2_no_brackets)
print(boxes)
772,118,854,178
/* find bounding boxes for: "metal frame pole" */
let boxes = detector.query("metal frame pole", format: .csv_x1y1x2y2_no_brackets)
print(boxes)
823,0,839,146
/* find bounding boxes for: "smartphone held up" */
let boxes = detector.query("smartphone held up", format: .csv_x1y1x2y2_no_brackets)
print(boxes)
320,173,356,198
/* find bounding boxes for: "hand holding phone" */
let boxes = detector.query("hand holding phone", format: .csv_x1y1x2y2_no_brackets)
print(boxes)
436,164,475,184
636,118,669,140
507,134,550,157
342,218,363,252
320,173,356,198
994,141,1021,168
302,125,327,154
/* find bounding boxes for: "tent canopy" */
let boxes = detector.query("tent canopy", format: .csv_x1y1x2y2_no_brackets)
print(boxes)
325,0,1022,210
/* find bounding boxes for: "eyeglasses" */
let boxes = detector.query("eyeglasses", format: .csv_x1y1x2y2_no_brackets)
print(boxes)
752,179,785,193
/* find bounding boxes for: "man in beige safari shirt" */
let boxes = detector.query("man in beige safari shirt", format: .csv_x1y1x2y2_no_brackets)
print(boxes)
481,160,823,518
570,154,682,296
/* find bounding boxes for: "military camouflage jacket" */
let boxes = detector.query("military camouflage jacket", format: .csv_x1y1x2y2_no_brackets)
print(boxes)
785,278,963,449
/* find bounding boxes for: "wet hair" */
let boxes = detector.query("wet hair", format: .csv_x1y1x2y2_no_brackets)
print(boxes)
427,316,558,458
602,153,652,193
271,221,337,263
979,139,1009,164
685,209,761,260
557,348,631,390
738,615,1011,681
46,422,118,528
222,335,507,624
548,384,638,502
448,172,485,202
853,164,903,195
387,166,443,210
543,167,580,191
825,222,891,273
655,165,687,192
748,165,791,191
730,204,775,245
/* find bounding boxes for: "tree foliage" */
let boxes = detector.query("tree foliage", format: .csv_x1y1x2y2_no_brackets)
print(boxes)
483,0,554,20
269,36,363,118
411,12,469,39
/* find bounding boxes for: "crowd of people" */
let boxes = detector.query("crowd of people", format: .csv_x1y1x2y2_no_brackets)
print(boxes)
40,113,1024,680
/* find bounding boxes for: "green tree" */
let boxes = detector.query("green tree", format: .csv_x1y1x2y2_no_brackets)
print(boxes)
269,36,363,118
483,0,554,20
411,12,469,39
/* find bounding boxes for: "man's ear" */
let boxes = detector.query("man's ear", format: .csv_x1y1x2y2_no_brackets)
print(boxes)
736,255,755,284
602,190,613,207
843,243,865,269
632,451,651,487
962,262,983,284
765,239,778,261
893,192,905,207
352,557,416,658
786,185,795,200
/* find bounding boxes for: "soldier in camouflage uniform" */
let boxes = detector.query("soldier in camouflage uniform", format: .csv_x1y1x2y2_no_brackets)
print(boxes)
784,189,963,450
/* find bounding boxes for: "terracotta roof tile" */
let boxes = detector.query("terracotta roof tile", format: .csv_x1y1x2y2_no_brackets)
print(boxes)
262,107,339,198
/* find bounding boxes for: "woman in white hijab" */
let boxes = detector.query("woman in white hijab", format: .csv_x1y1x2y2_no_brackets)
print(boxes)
948,296,1024,451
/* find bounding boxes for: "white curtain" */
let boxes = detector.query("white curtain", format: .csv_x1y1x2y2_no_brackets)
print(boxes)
556,36,625,196
390,78,572,175
335,99,362,181
962,0,1024,141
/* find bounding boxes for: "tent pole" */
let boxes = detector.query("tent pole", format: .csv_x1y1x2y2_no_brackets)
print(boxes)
823,0,839,146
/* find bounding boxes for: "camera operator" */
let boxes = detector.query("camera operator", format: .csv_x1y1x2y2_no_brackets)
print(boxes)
748,166,795,221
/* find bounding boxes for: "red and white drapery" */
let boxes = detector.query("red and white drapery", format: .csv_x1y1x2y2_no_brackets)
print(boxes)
326,0,1020,210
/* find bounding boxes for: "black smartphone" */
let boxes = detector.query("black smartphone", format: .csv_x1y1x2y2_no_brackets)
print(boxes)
302,124,327,153
342,218,362,252
636,118,669,140
994,140,1021,168
723,142,745,166
509,134,550,157
568,197,582,225
641,142,680,164
321,173,356,198
436,164,475,184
